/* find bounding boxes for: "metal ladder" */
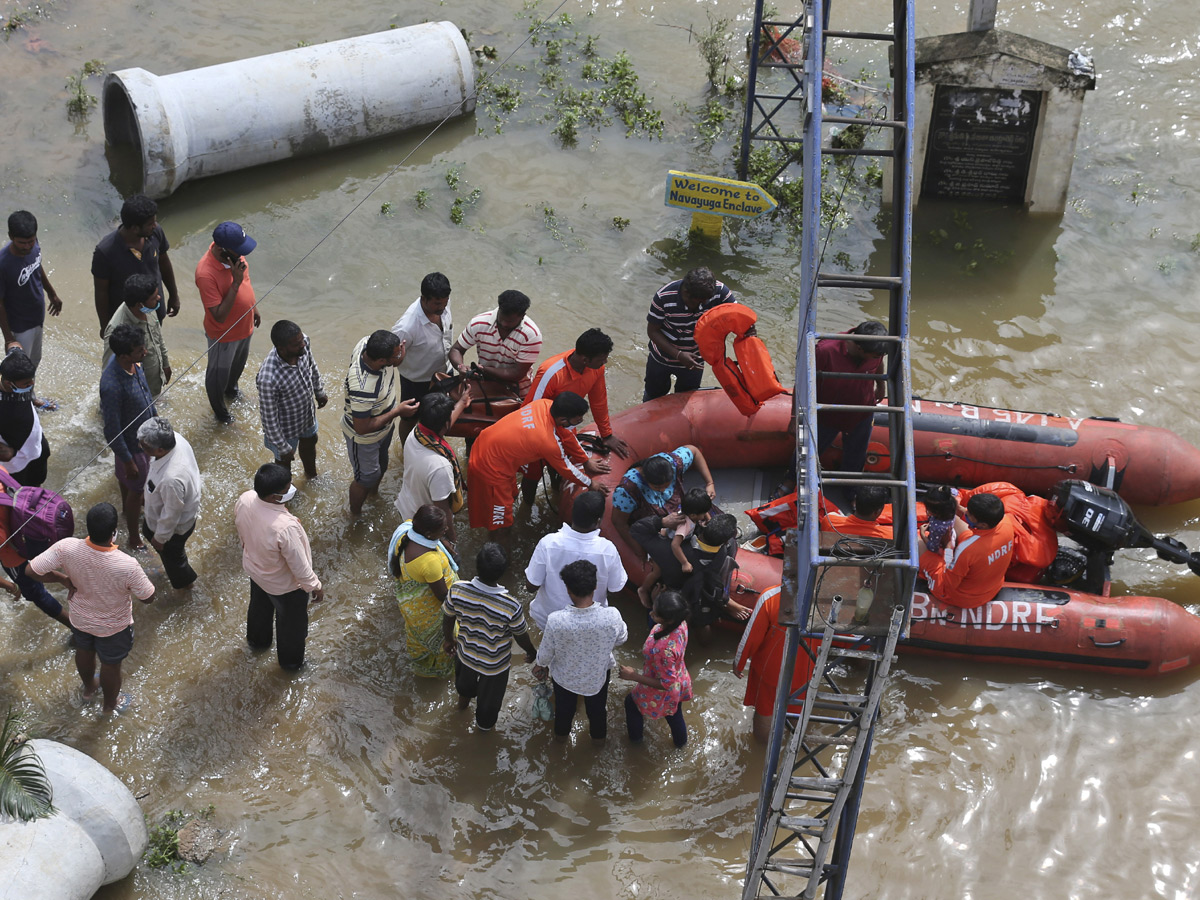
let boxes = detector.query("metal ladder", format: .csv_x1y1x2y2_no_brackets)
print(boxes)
741,0,918,898
746,598,905,899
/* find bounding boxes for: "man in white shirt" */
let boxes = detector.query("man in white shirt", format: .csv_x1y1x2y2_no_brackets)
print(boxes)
526,490,627,630
394,391,469,550
533,559,628,741
391,272,452,443
138,416,201,589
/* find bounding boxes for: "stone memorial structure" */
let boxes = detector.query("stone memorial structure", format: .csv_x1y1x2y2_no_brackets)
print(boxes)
909,29,1095,213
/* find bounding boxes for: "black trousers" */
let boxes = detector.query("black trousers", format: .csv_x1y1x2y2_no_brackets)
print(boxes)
642,355,703,402
455,659,511,730
553,672,610,739
246,580,310,670
142,520,197,589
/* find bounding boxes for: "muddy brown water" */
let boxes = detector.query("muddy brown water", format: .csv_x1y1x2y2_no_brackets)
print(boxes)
2,0,1199,897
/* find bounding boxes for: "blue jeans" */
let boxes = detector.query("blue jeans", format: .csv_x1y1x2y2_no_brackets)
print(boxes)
817,414,875,475
5,560,63,620
789,414,876,484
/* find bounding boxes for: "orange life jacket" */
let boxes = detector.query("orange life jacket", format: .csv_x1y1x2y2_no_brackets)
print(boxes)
746,492,798,556
694,305,785,416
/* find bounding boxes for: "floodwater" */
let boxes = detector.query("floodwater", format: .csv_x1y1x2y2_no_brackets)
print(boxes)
1,0,1198,897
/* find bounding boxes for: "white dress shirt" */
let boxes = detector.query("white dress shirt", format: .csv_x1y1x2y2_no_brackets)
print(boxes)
525,524,628,630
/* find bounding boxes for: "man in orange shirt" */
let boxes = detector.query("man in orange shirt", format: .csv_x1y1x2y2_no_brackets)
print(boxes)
735,585,817,743
525,328,632,459
955,481,1060,582
195,221,260,424
919,492,1016,609
819,484,894,540
467,392,609,531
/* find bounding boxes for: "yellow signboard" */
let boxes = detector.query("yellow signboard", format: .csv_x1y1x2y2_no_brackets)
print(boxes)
664,170,778,219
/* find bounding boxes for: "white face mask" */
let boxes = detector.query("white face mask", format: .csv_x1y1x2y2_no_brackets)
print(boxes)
278,484,297,503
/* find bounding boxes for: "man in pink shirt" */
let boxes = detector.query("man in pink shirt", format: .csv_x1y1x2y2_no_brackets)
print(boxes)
234,463,324,670
28,502,155,715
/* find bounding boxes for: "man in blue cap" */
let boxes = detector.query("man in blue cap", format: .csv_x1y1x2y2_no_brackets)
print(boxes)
195,221,261,424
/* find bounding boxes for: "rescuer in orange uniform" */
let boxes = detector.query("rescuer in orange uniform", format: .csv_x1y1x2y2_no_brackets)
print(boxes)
955,481,1060,583
735,585,817,743
467,392,608,531
919,492,1016,609
819,484,894,540
525,328,633,460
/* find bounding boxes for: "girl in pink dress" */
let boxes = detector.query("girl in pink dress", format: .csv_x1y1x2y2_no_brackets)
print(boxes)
618,590,692,747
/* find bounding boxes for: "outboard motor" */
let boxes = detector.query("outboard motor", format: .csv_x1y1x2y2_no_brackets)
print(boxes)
1052,480,1200,591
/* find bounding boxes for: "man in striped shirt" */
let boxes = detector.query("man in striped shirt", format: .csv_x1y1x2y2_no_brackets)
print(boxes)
28,502,155,715
257,320,327,478
342,330,418,516
448,289,542,396
441,542,536,732
644,266,736,401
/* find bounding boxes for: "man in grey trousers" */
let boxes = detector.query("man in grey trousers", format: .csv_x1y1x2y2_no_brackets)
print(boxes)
194,221,260,424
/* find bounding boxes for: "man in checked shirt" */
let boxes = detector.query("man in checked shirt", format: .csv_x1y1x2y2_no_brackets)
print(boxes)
256,320,328,478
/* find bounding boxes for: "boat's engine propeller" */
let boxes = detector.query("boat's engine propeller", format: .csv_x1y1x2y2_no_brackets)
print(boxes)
1053,479,1200,576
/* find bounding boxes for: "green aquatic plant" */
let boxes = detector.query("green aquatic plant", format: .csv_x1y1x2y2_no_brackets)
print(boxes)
479,6,664,148
696,11,732,86
65,59,104,119
145,810,187,871
450,188,483,226
3,9,28,34
144,804,216,873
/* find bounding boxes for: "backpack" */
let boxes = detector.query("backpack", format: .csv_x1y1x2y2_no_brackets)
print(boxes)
0,468,74,558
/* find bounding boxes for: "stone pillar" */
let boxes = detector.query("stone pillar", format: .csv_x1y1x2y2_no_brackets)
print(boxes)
968,0,998,32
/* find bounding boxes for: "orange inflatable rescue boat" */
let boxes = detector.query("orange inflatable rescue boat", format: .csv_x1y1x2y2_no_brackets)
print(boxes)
861,399,1200,506
566,389,1200,677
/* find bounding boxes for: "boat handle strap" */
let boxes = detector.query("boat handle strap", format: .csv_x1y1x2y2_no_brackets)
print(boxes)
1089,637,1126,648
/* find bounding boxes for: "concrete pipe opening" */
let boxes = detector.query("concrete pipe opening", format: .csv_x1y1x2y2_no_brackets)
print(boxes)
102,22,476,199
101,78,145,196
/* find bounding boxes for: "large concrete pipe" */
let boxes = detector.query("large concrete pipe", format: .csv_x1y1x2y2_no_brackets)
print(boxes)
103,22,476,198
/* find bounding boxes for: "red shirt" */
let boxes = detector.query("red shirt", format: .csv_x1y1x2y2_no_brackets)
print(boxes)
195,244,256,343
469,399,592,488
525,350,613,440
920,515,1017,609
815,333,882,431
0,506,24,568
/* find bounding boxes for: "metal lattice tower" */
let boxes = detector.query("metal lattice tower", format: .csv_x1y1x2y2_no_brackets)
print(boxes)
741,0,918,898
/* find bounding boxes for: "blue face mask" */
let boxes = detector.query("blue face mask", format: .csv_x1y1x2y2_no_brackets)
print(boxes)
10,384,32,394
139,305,158,315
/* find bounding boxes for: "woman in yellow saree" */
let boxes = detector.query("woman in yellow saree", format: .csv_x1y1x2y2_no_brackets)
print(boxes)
388,504,458,678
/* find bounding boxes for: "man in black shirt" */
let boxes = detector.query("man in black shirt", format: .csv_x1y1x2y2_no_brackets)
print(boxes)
91,194,181,334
